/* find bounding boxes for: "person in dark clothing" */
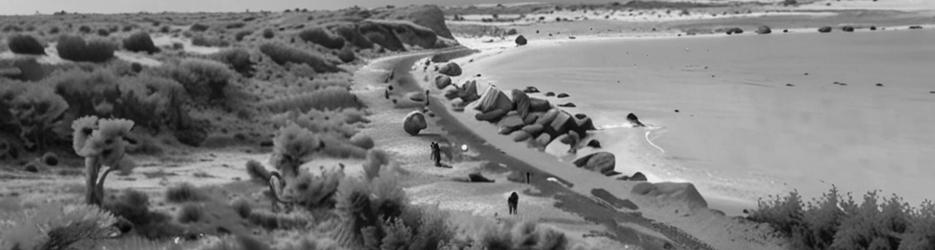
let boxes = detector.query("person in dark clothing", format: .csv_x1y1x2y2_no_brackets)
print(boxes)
508,192,519,215
424,89,430,106
525,172,531,184
430,142,442,167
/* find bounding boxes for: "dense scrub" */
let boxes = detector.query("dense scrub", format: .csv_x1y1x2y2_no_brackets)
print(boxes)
298,26,346,49
259,43,341,73
56,35,116,62
122,32,159,54
748,186,935,249
7,34,45,55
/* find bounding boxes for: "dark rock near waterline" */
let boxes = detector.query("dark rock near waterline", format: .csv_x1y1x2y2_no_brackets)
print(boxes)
477,87,513,113
468,172,494,183
818,26,832,33
870,26,877,31
557,102,576,108
586,140,601,148
476,109,508,122
725,27,743,35
524,112,542,125
523,86,540,93
755,25,772,34
403,111,427,136
545,91,556,97
546,111,576,138
909,25,923,30
529,98,551,112
619,172,647,181
459,80,480,103
574,152,616,175
434,75,451,89
511,130,532,142
557,93,569,98
437,62,462,76
842,26,855,32
521,124,545,136
535,109,560,127
511,89,531,119
515,35,527,46
626,113,645,127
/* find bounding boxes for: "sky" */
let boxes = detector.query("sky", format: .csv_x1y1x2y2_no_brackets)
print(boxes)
0,0,594,15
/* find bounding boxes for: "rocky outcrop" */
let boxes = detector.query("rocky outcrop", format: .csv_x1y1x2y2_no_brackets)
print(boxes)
497,113,525,134
573,152,616,175
438,62,462,76
756,25,772,34
511,89,531,119
529,98,551,112
459,80,480,103
627,113,645,127
435,75,451,89
403,111,427,136
475,109,508,122
476,86,513,113
631,182,708,211
515,35,527,46
374,5,454,39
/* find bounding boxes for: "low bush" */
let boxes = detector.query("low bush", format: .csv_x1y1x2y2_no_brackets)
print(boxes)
212,48,254,77
56,35,116,63
258,43,340,73
362,149,390,180
7,34,45,55
162,58,236,101
270,109,363,138
177,203,203,223
298,27,346,49
190,23,209,32
123,32,160,54
748,186,935,249
226,22,245,29
234,30,252,41
262,28,275,39
191,34,230,47
0,81,69,150
263,87,361,113
0,202,117,249
165,182,206,203
230,198,253,218
97,29,110,37
245,159,271,183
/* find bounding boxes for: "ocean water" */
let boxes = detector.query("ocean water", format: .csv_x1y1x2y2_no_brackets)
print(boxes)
464,29,935,211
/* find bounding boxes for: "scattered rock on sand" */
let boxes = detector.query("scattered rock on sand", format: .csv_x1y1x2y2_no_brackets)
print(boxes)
631,182,708,211
618,172,647,181
573,152,616,175
870,26,877,31
546,111,576,137
437,62,462,76
24,162,39,173
406,91,426,102
459,80,480,103
497,113,526,134
444,86,460,100
725,27,743,35
627,113,645,127
909,25,923,30
842,26,855,32
523,86,540,93
515,35,527,46
511,130,532,142
755,25,772,34
403,111,427,136
468,172,494,183
545,91,556,97
586,139,601,148
818,26,833,33
557,93,569,98
349,133,374,149
535,109,560,127
783,29,789,33
523,112,542,125
529,98,551,112
876,83,884,87
434,75,451,89
557,102,576,108
41,152,59,166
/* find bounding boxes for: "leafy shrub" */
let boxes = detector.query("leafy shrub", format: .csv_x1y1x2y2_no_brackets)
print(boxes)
258,43,340,73
165,182,206,203
0,202,118,249
230,198,253,218
226,22,246,29
190,23,209,32
234,30,252,41
49,26,60,34
298,27,346,49
191,34,230,47
283,168,345,209
56,35,116,62
246,159,271,183
7,34,45,55
271,123,324,178
162,58,235,101
79,25,92,33
263,87,361,113
97,28,110,37
0,81,69,150
320,134,367,158
212,48,254,77
262,28,274,39
749,187,935,249
177,203,203,223
123,32,160,54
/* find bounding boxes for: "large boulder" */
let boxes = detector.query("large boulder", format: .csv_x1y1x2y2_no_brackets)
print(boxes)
475,109,508,122
627,113,645,127
476,86,513,113
511,89,531,118
631,182,708,211
521,124,544,136
524,112,542,125
435,75,452,89
444,86,460,100
545,111,576,138
572,114,596,135
511,130,531,142
515,35,528,46
528,133,551,151
438,62,462,76
755,25,772,34
459,80,480,103
529,98,551,112
573,152,616,175
403,111,427,136
349,133,375,149
535,109,560,127
497,113,526,134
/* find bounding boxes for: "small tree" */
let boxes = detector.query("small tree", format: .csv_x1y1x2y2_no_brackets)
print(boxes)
268,123,325,205
72,116,136,206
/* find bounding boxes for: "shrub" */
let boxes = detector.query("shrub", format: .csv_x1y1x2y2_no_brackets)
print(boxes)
298,27,346,49
270,109,362,139
230,198,253,218
7,34,45,55
749,187,935,249
212,48,254,77
97,28,110,36
245,159,271,183
270,123,323,178
163,58,235,101
226,22,245,29
262,87,361,113
79,25,92,33
0,202,118,249
262,28,274,39
165,182,206,203
56,35,116,62
0,81,69,150
362,149,390,180
258,43,340,73
49,26,60,34
190,23,209,32
320,134,367,158
337,47,355,63
234,30,252,41
123,32,160,54
177,203,203,223
284,168,345,209
191,34,230,47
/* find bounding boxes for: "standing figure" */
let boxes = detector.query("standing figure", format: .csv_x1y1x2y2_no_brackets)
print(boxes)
525,172,532,184
424,90,431,106
430,142,442,167
508,192,519,215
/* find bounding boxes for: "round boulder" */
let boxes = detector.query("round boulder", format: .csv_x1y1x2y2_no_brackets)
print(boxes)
515,35,527,46
403,111,427,136
435,75,452,89
349,133,374,149
573,152,616,175
756,25,771,34
438,62,462,76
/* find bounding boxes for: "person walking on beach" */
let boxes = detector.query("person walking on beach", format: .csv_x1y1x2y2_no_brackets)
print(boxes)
430,142,442,167
424,89,430,106
508,192,519,215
